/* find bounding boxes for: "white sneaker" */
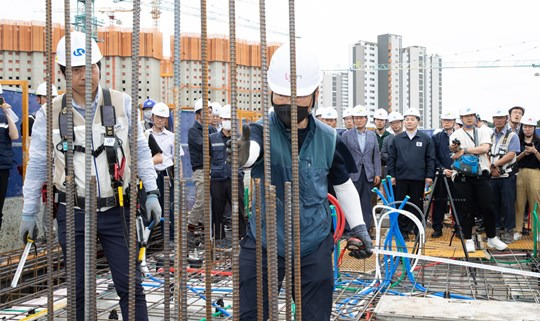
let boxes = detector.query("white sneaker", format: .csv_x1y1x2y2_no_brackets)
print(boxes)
465,239,476,253
514,232,522,241
487,236,508,251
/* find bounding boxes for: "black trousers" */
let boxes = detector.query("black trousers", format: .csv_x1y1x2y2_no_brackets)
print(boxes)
431,176,456,231
239,233,334,320
395,179,425,235
156,168,174,241
56,204,148,321
453,174,497,239
210,178,246,240
0,169,9,229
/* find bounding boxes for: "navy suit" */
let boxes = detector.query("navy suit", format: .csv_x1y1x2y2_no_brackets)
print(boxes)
342,129,381,227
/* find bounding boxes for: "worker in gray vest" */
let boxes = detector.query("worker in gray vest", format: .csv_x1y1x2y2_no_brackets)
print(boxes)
19,31,161,321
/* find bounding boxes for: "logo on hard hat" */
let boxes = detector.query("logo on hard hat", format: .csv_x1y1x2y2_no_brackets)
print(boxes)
284,72,303,81
73,48,86,56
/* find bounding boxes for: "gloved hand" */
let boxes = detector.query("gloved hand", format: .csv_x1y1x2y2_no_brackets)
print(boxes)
347,224,373,259
226,124,251,167
145,194,162,226
19,216,37,244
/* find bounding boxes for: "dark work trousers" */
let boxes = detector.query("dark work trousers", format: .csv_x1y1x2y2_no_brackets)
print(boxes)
453,174,497,239
395,179,425,235
353,168,374,229
56,204,149,321
210,178,246,240
0,169,9,229
431,176,456,232
156,168,174,241
490,175,517,231
239,233,334,320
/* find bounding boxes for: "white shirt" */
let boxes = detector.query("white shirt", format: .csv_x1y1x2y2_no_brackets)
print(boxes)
146,127,182,171
450,127,492,172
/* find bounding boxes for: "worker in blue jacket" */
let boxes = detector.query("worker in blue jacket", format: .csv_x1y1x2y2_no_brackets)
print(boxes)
234,42,373,321
388,107,435,239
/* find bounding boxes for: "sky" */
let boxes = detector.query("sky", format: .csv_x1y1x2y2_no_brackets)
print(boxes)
4,0,540,120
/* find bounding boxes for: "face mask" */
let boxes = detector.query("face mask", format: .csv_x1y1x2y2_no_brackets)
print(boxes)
222,120,231,131
272,92,315,129
143,109,153,122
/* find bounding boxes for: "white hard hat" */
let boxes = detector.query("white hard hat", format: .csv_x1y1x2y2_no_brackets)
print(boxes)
315,107,325,117
456,118,463,125
220,104,231,118
211,102,222,116
194,98,203,112
342,108,352,118
459,106,476,116
352,105,369,117
36,82,58,97
56,31,103,67
321,107,338,120
440,110,457,120
521,114,537,126
152,102,170,118
388,111,404,122
373,108,388,120
492,107,507,118
404,108,421,118
268,42,322,97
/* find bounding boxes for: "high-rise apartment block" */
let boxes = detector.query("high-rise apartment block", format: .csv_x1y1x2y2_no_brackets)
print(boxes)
320,71,350,126
350,33,443,128
0,20,278,112
352,40,378,115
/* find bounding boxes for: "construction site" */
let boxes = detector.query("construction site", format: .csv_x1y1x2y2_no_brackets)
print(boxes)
1,0,540,320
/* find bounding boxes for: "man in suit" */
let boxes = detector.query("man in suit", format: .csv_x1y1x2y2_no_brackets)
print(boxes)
342,105,381,228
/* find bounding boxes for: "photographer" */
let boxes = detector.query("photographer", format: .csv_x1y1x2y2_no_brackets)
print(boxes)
430,111,457,238
490,108,520,243
449,107,507,252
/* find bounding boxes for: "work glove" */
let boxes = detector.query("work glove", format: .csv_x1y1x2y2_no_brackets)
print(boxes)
145,194,162,227
226,124,251,167
19,216,37,244
347,224,373,259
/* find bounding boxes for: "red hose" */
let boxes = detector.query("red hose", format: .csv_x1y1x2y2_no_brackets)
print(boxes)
328,193,345,243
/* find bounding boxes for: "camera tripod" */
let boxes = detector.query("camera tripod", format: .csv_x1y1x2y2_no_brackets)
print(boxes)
425,170,472,264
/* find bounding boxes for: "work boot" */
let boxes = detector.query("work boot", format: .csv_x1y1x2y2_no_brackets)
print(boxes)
465,239,476,253
487,236,508,251
431,229,443,238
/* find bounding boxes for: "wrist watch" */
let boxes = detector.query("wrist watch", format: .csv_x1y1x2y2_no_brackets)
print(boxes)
463,147,468,154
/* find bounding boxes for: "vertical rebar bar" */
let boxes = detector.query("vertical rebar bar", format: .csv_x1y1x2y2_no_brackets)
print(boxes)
254,178,263,321
284,182,293,320
266,185,279,320
200,0,213,319
129,1,142,320
258,0,274,318
86,177,97,320
228,0,240,318
63,0,76,318
83,1,97,319
172,0,183,317
164,176,171,321
44,0,54,319
287,0,302,318
181,180,189,318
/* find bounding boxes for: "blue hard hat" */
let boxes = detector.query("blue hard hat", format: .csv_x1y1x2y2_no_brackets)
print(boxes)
143,98,156,109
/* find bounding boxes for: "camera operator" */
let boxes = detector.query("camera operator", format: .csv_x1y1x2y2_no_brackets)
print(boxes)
449,107,507,252
430,111,457,238
490,108,521,243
